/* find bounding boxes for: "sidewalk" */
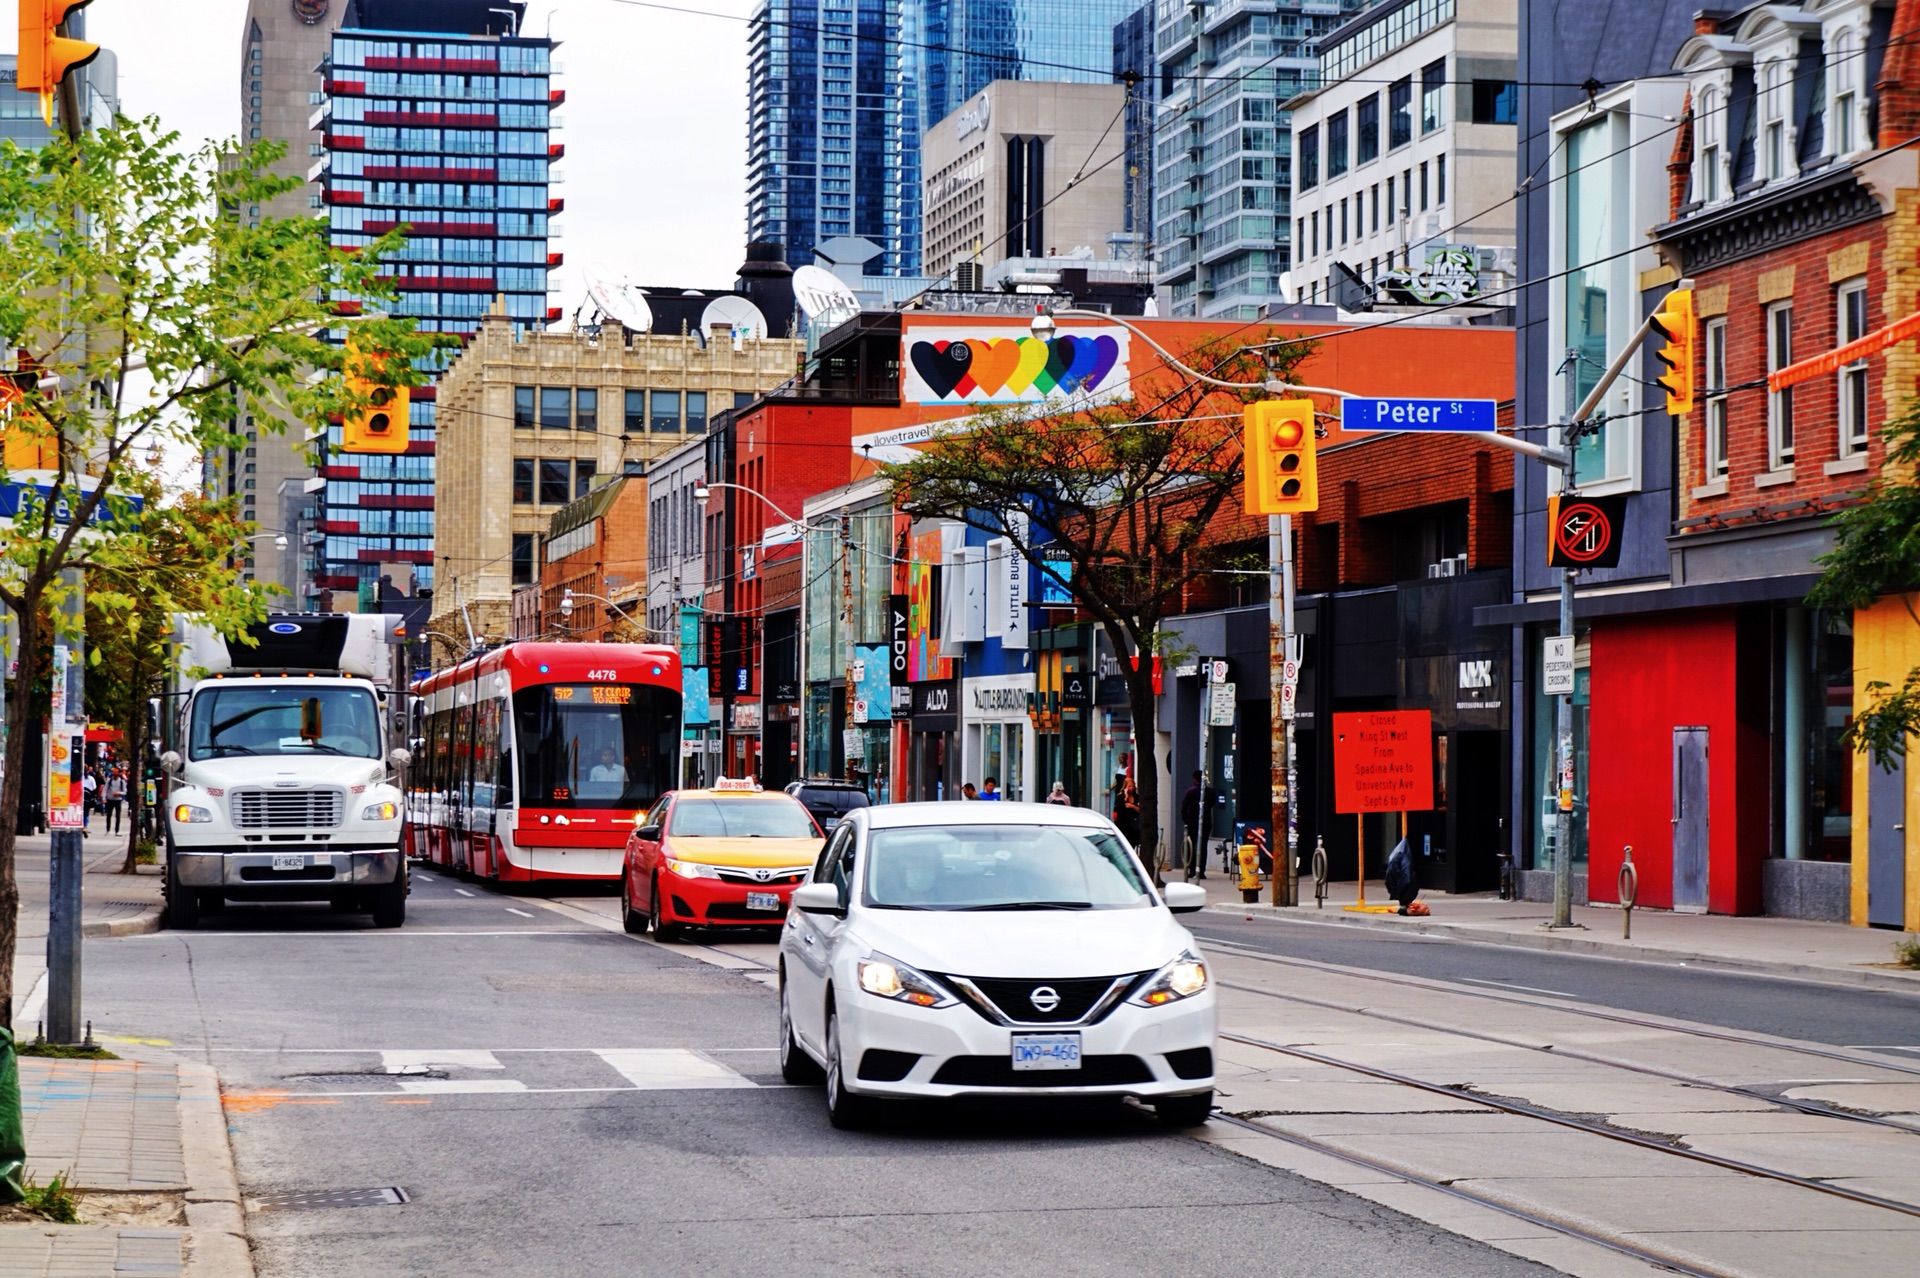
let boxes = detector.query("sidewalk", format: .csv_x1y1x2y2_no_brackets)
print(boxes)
4,828,249,1276
1193,870,1920,993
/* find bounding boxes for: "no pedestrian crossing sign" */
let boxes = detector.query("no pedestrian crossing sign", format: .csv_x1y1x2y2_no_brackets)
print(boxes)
1341,398,1498,433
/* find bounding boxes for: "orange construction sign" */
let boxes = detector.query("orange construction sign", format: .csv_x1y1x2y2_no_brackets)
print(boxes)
1332,710,1433,814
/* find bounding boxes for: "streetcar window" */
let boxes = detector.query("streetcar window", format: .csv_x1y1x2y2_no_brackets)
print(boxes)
512,682,678,810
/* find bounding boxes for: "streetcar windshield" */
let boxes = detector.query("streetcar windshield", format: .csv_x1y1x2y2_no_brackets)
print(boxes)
188,685,381,761
512,682,677,810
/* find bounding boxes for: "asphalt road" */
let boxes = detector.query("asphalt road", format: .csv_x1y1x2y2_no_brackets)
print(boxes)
1186,911,1920,1051
81,875,1554,1278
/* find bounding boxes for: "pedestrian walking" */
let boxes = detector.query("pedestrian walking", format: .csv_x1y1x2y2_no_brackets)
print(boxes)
1045,781,1071,806
81,767,99,833
1110,774,1140,848
959,782,978,800
103,766,126,835
979,776,1002,801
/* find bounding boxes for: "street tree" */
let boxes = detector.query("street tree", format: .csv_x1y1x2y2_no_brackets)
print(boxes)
0,117,436,1055
86,482,272,868
883,332,1313,874
1807,397,1920,766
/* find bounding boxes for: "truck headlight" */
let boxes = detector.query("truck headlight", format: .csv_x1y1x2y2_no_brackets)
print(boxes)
1129,951,1209,1007
172,804,213,824
361,801,399,821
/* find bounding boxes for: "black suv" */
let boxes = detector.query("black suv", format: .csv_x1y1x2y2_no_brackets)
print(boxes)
784,779,871,833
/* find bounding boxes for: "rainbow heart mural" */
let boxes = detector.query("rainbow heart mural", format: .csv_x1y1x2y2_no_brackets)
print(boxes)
902,326,1131,405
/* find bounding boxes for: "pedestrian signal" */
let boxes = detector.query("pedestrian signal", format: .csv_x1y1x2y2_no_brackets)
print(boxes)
1650,287,1696,416
1244,398,1319,515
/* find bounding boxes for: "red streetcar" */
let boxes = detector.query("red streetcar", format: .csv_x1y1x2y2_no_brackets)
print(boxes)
408,642,681,884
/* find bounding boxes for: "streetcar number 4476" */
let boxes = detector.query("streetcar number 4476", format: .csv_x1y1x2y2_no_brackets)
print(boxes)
586,669,618,681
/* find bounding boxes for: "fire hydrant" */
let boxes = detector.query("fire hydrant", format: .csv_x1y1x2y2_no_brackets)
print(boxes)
1237,841,1261,903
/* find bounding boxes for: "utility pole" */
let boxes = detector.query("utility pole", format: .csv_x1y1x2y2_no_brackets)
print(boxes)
1269,513,1299,906
840,511,856,783
1549,352,1582,931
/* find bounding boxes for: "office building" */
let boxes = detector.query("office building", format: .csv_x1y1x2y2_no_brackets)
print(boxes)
746,0,909,274
1286,0,1517,306
1152,0,1365,318
1112,2,1158,239
921,80,1128,275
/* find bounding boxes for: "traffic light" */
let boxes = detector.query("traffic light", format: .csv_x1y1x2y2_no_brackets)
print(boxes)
1243,398,1319,516
1650,286,1696,416
0,368,59,471
16,1,101,127
340,341,410,454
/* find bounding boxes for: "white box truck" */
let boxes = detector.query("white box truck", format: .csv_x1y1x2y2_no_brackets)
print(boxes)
160,613,411,928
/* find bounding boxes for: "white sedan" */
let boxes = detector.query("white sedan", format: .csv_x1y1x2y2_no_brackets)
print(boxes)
777,801,1217,1129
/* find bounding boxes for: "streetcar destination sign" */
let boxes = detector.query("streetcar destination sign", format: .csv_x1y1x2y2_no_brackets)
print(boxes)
1342,397,1497,432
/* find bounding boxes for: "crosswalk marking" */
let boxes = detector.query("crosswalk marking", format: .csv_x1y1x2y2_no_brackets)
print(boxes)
396,1078,530,1094
593,1049,759,1091
381,1050,503,1073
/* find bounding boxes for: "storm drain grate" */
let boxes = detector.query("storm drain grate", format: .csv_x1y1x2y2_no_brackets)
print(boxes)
249,1186,410,1212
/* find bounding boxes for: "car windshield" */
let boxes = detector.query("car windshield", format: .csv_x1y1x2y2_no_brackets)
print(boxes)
188,686,381,760
864,825,1152,911
669,798,818,839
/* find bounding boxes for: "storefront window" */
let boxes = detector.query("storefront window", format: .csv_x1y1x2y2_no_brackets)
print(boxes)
804,685,834,779
1802,610,1854,861
1530,631,1589,870
971,720,1026,802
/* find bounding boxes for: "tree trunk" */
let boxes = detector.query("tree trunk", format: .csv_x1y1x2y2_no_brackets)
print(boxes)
120,674,147,875
0,601,46,1036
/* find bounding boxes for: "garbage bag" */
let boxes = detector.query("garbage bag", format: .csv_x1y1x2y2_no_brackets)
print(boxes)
1384,837,1419,911
0,1026,24,1204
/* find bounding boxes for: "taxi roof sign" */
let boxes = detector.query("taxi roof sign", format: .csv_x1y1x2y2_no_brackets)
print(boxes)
712,777,762,793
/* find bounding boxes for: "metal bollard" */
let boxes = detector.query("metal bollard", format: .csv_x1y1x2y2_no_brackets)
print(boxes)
1618,845,1638,939
1311,836,1329,909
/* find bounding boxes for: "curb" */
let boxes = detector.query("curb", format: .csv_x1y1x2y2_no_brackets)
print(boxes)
83,907,163,939
1203,903,1920,996
175,1060,254,1278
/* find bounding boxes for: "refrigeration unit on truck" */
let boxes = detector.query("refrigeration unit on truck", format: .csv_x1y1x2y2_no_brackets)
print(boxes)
160,612,411,928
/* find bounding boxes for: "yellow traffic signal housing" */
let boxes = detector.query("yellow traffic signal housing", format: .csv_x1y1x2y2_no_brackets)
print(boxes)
341,343,410,455
1244,398,1319,516
16,1,101,126
1650,286,1696,416
0,374,59,471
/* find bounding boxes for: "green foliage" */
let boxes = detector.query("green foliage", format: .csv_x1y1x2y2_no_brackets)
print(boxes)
18,1042,119,1061
1808,399,1920,768
1895,935,1920,971
19,1172,81,1223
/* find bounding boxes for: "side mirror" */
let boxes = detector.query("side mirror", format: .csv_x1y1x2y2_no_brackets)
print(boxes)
388,747,412,770
1161,882,1207,914
159,750,182,777
792,882,845,916
635,825,662,842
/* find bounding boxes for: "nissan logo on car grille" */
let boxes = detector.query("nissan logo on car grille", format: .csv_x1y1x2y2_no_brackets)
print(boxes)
1028,986,1060,1014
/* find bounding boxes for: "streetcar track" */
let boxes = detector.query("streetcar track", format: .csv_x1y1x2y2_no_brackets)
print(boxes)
1195,934,1920,1079
1220,1029,1920,1221
1210,1112,1727,1278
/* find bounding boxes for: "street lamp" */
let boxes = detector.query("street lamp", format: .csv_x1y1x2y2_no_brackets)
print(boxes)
558,586,650,636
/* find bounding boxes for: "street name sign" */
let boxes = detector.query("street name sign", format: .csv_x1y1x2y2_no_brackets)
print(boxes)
1332,709,1433,814
1341,398,1497,433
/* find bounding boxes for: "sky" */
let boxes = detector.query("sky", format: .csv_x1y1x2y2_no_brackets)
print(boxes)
5,0,759,299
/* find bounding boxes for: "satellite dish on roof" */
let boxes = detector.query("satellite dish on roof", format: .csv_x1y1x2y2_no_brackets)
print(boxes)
792,264,860,325
700,295,768,343
585,271,654,333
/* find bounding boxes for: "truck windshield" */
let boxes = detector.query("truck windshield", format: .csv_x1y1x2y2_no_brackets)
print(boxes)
188,686,382,760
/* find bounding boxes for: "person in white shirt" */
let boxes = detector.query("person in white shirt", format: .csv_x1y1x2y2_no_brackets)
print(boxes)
589,747,628,786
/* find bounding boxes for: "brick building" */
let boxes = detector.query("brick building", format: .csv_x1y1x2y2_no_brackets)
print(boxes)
1638,0,1919,927
538,474,649,646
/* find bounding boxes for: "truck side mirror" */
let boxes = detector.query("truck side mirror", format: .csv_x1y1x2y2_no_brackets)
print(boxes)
388,747,412,770
159,750,182,776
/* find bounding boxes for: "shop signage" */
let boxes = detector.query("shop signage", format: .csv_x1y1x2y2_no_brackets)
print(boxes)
730,702,761,732
971,685,1028,714
913,682,955,716
1332,710,1433,814
1547,493,1627,569
769,679,799,704
889,593,910,686
1454,653,1504,713
682,665,711,726
1060,671,1092,707
902,325,1132,408
1038,547,1074,605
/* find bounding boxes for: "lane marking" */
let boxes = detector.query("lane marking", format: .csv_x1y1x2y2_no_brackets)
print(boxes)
239,1083,799,1099
505,908,535,919
453,888,475,897
118,930,608,938
397,1078,529,1094
1457,977,1576,998
416,873,435,883
594,1049,759,1090
382,1049,503,1073
1847,1045,1920,1053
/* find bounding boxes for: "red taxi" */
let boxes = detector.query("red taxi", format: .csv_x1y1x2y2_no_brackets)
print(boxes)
621,779,825,940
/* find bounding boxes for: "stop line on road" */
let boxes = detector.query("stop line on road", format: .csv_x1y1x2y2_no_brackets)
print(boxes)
225,1047,775,1101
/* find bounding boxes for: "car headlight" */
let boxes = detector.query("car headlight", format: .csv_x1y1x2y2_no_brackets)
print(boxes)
172,804,213,824
665,858,721,880
361,801,399,821
1129,950,1209,1007
856,953,956,1009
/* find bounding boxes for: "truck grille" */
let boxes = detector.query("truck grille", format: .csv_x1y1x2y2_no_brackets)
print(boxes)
232,788,344,830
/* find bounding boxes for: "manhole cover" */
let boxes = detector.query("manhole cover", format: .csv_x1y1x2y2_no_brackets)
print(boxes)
249,1187,409,1213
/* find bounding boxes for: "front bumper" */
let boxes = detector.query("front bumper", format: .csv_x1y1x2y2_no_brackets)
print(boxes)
172,845,402,894
835,984,1217,1101
658,874,798,928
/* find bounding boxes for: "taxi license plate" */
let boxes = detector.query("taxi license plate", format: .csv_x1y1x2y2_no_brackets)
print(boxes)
745,891,781,912
271,854,305,872
1011,1033,1082,1071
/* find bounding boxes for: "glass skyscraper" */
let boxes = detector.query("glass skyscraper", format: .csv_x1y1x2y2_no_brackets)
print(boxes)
747,0,910,274
314,0,557,599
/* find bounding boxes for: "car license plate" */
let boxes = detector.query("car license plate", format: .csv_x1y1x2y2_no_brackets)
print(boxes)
1011,1033,1082,1071
745,891,781,912
271,854,305,872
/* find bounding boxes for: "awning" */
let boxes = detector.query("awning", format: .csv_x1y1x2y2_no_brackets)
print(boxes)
1474,573,1823,627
